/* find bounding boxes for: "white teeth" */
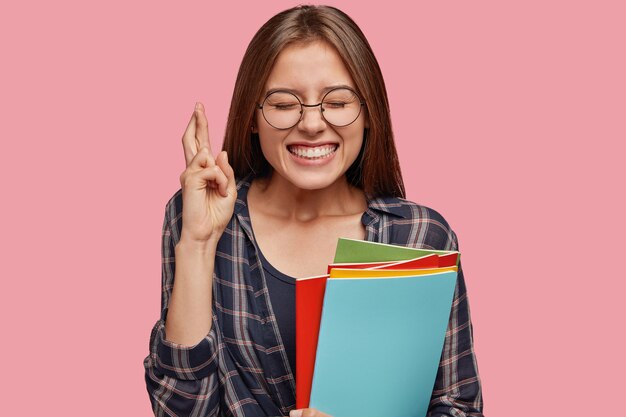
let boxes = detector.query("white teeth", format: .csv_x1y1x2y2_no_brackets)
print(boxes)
288,144,337,159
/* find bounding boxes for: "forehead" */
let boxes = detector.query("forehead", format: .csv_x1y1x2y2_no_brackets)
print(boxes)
264,41,356,97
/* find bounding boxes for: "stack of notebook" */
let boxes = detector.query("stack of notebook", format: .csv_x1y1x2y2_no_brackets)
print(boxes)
295,238,460,417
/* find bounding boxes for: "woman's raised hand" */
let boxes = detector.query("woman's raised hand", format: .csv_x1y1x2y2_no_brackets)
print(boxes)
179,102,237,244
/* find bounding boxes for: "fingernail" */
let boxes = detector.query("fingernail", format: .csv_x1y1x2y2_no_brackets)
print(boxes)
195,102,201,111
289,410,303,417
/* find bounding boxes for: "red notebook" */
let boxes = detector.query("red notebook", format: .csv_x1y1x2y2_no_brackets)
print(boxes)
368,253,439,270
295,274,328,409
437,252,459,267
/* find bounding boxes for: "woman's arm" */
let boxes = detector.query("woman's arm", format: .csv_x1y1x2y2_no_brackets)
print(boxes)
428,230,484,417
165,237,216,346
144,102,237,416
143,198,222,416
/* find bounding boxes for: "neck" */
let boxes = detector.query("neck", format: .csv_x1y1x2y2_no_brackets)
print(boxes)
250,173,367,222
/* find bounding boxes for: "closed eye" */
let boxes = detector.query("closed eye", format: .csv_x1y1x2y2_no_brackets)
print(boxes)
272,103,300,110
324,101,348,108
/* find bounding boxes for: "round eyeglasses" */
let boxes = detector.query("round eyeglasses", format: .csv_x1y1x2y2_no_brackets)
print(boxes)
256,87,365,130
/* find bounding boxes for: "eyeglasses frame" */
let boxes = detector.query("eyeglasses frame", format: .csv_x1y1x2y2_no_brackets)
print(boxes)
256,87,366,130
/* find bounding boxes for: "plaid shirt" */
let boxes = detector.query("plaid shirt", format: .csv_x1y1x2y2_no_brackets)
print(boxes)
144,176,484,417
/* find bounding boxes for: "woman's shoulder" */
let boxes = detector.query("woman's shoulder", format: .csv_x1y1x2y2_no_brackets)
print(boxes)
160,189,184,244
164,189,183,216
368,196,458,251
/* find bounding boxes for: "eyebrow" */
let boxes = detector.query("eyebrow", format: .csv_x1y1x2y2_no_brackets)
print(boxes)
263,84,355,98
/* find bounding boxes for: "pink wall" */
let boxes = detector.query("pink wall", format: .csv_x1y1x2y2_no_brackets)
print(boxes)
1,1,624,415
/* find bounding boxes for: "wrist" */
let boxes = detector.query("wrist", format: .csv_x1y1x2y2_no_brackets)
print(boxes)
176,235,219,254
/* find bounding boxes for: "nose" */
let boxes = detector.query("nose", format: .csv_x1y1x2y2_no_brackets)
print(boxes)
297,103,326,134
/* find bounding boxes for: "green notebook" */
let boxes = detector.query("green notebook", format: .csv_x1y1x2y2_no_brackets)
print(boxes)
333,237,460,265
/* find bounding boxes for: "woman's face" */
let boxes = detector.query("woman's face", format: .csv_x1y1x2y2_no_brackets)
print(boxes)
254,40,368,191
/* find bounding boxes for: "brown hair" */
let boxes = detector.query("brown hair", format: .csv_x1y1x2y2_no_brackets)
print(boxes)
222,4,405,198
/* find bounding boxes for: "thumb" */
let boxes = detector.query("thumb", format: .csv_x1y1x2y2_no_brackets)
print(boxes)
216,151,236,195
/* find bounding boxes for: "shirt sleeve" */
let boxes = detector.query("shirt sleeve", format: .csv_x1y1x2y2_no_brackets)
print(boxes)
427,230,484,417
143,196,221,417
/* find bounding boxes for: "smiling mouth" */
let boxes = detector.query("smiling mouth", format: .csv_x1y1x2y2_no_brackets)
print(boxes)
287,144,338,160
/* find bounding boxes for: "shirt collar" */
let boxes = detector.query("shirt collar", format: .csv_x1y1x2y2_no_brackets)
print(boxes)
365,195,409,219
234,175,254,216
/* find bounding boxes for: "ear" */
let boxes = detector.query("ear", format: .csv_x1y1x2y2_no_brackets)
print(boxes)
251,109,260,133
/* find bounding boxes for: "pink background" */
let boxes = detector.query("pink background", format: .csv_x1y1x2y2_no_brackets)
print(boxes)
1,0,624,415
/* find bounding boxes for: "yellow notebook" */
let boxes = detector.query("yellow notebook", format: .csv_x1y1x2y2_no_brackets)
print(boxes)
329,266,457,279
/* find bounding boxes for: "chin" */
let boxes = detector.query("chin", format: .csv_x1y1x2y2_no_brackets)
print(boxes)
284,171,345,191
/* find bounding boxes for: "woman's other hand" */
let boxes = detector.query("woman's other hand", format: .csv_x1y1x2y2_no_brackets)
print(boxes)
288,408,333,417
179,102,237,244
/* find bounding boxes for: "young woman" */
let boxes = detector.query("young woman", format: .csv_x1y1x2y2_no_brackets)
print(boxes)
144,5,483,417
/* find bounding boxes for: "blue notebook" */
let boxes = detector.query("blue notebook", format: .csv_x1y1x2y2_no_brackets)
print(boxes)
309,270,457,417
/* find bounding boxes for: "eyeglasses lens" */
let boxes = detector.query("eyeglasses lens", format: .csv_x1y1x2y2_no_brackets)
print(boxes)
262,92,302,129
322,89,361,127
